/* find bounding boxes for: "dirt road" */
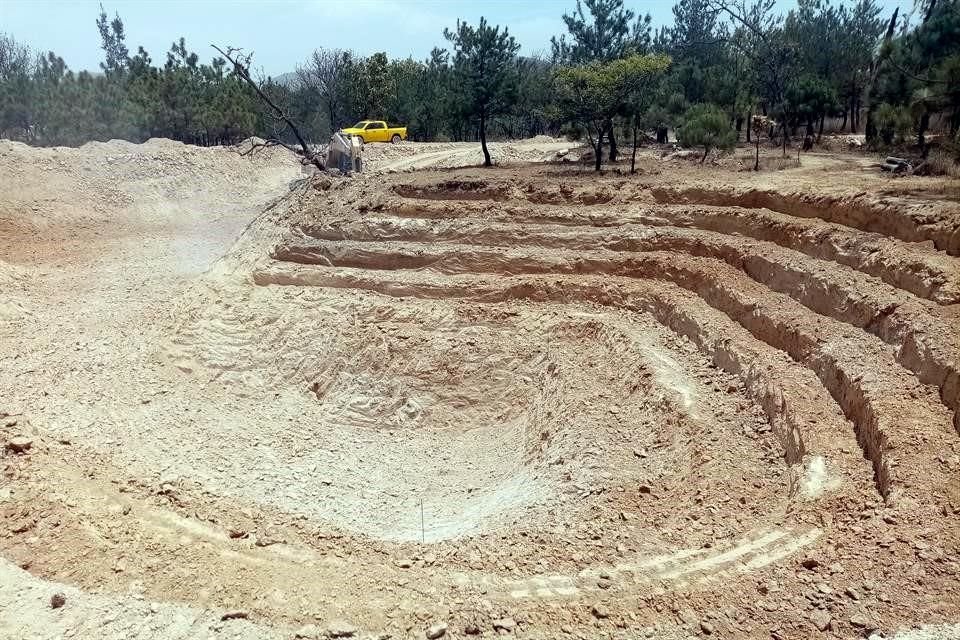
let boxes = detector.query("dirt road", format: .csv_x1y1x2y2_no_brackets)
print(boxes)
1,137,959,639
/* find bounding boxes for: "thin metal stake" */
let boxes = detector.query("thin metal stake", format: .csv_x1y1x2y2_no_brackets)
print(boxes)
420,498,425,545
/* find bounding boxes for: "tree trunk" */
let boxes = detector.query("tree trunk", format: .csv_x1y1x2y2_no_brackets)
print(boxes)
755,137,760,171
746,109,752,143
817,115,825,142
480,112,491,167
631,124,639,174
866,9,900,145
701,146,709,164
593,128,603,172
607,120,618,162
656,125,668,144
841,105,848,131
917,111,930,154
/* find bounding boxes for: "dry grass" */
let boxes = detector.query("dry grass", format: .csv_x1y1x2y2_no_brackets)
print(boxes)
879,181,960,201
923,150,960,178
733,152,801,172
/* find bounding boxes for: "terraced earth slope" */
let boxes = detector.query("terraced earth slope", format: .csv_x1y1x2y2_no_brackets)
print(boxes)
1,139,959,640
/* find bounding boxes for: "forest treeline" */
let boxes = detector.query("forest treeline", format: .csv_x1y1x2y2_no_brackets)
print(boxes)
0,0,958,167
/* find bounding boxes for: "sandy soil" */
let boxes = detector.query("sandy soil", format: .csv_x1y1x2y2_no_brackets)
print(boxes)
1,137,959,640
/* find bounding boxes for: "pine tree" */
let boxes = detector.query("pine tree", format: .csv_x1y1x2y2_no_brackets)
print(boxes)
96,4,129,76
551,0,651,63
444,18,520,166
677,102,736,162
555,54,671,170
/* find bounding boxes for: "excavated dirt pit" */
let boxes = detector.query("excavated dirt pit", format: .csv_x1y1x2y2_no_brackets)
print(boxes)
171,289,796,546
2,141,960,639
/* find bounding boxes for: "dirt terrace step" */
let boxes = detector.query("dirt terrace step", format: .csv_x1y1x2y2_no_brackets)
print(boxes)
284,226,960,434
373,198,960,305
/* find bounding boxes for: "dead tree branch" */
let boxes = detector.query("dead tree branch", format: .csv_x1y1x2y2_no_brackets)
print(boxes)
212,44,324,170
238,138,303,157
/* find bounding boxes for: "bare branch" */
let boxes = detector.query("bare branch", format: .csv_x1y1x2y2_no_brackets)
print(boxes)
238,138,303,158
212,44,324,170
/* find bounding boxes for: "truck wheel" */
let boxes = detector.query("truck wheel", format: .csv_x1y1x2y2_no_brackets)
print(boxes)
391,134,402,144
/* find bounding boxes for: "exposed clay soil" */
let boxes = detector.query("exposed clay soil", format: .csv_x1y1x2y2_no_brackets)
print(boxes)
1,138,959,640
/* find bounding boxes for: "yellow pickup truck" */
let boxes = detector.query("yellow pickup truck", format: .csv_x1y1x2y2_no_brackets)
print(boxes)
340,120,408,144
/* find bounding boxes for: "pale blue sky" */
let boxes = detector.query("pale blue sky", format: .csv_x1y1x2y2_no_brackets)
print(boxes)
1,0,908,77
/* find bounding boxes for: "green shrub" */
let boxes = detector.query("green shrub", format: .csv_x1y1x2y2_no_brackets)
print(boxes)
677,103,736,163
875,103,913,147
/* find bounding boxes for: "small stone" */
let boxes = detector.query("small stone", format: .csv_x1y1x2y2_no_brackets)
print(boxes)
679,609,699,626
10,520,34,534
849,614,875,630
597,578,613,589
326,620,357,638
221,610,249,621
464,623,481,635
700,621,715,635
638,485,652,494
845,587,861,601
633,448,647,458
396,558,413,568
810,611,831,631
50,593,66,609
426,622,448,639
492,618,517,632
591,604,610,619
295,624,320,639
817,583,832,594
254,535,282,547
5,436,33,454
